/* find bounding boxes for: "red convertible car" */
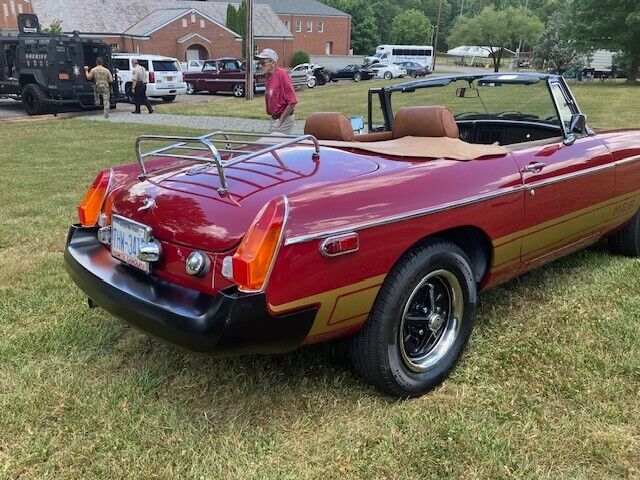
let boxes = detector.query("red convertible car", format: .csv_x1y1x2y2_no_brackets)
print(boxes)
65,73,640,397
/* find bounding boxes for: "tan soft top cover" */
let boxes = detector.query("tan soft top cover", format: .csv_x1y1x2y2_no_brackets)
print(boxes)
315,136,509,161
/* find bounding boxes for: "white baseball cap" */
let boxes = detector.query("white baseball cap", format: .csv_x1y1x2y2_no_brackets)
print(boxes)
255,48,278,62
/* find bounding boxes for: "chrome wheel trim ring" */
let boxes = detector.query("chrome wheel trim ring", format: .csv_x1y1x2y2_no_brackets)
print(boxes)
398,269,464,373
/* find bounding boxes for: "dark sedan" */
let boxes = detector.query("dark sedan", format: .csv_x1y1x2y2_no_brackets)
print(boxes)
330,64,374,82
395,61,431,78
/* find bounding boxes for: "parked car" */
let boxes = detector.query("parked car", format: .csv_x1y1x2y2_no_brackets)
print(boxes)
330,64,374,82
65,73,640,397
289,64,316,89
290,63,332,86
113,54,186,103
184,58,265,97
395,61,430,78
371,63,407,79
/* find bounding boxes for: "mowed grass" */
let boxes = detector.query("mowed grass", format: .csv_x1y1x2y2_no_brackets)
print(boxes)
0,119,639,479
161,77,640,130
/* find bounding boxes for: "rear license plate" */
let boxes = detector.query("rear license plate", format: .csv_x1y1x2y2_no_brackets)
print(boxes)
111,215,152,273
166,76,174,82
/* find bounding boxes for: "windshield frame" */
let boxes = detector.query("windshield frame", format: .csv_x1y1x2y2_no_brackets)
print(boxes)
367,73,584,141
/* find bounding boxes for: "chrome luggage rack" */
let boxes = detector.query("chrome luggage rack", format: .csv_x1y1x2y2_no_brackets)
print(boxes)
134,131,321,196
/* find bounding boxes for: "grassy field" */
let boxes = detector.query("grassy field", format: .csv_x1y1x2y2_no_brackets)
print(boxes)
161,78,640,130
0,117,639,479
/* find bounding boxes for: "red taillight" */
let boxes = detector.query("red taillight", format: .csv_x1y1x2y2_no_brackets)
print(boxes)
77,170,112,227
59,71,70,80
320,233,359,257
149,71,155,83
232,198,287,292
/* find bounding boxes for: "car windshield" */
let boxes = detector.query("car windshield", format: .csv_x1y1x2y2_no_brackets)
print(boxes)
389,80,560,127
153,60,179,72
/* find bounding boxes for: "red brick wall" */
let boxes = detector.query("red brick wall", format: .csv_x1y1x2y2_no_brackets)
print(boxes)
94,12,241,62
0,0,34,31
277,14,351,57
256,38,294,67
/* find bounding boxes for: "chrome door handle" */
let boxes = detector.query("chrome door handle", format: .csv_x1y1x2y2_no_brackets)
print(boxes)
521,162,546,174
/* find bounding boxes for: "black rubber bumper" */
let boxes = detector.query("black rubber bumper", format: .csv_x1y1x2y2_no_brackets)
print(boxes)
64,225,316,355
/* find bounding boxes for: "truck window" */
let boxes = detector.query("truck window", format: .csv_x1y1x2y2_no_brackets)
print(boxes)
152,60,179,72
114,59,129,70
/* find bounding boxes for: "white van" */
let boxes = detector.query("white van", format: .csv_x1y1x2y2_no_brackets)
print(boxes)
112,53,187,103
366,45,434,72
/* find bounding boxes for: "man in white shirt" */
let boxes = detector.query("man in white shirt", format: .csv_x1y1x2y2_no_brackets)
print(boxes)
131,59,153,114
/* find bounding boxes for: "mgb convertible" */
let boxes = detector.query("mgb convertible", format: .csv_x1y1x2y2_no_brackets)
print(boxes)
65,74,640,397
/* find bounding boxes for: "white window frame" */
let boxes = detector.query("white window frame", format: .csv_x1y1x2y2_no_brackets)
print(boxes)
284,20,290,30
191,13,196,23
200,19,205,29
307,21,312,32
2,4,9,17
182,18,187,28
17,3,23,14
318,21,324,33
295,20,302,32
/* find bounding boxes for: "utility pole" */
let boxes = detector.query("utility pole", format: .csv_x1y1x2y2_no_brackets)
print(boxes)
245,0,254,100
433,0,443,71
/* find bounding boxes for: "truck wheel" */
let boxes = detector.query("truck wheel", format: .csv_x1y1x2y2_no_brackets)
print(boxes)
22,84,46,115
186,83,197,95
348,239,477,397
384,71,393,80
307,77,317,88
608,208,640,256
233,84,245,97
162,96,176,102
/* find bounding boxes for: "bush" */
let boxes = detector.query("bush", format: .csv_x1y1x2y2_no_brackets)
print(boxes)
291,51,310,67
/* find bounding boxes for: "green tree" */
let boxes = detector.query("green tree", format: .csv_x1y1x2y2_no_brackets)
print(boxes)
534,8,583,74
291,51,310,67
226,3,238,33
448,6,544,72
42,19,63,35
390,9,434,46
323,0,380,54
569,0,640,84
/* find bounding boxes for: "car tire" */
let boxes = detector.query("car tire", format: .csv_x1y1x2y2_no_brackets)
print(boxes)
348,239,477,397
186,83,197,95
233,84,245,97
162,95,176,102
332,78,338,83
21,84,46,115
353,72,362,82
608,208,640,256
384,71,393,80
307,77,317,88
411,71,418,78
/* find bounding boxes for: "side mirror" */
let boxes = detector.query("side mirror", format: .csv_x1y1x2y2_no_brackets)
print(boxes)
456,87,479,98
569,113,587,134
350,116,365,133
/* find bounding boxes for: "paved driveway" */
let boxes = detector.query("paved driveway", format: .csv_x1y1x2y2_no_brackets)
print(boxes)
0,99,27,120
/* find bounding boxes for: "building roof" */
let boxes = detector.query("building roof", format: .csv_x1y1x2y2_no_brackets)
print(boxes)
254,0,350,17
29,0,293,38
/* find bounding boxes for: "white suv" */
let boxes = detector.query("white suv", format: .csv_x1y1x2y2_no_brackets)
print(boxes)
112,54,187,103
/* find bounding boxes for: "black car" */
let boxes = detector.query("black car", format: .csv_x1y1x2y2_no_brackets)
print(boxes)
0,14,116,115
395,61,430,78
330,64,374,82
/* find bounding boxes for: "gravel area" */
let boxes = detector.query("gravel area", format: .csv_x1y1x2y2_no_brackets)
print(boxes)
78,108,305,134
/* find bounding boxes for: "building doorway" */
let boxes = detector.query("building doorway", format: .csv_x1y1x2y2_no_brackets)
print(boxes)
186,44,208,62
325,42,333,55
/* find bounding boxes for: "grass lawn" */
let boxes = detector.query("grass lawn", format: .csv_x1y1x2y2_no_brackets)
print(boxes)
1,119,639,479
161,78,640,130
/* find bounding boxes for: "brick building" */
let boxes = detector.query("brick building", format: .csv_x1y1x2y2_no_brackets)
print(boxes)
0,0,34,34
255,0,351,56
24,0,350,66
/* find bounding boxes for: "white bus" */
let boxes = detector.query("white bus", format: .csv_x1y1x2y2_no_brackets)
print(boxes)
367,45,434,71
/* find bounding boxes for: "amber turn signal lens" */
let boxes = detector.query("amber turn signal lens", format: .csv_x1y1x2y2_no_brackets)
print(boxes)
232,198,286,292
77,170,112,227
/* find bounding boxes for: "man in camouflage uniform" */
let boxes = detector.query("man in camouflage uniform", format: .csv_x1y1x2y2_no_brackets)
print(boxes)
84,57,113,118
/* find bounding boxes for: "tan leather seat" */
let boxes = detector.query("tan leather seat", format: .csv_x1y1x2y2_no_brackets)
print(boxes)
391,106,459,139
304,112,355,141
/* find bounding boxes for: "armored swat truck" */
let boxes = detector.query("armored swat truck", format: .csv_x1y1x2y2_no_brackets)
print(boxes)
0,14,116,115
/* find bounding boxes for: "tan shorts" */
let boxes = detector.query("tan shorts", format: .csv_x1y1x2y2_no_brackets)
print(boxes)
269,114,295,135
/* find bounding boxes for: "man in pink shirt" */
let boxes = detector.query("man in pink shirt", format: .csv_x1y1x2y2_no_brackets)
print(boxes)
255,48,298,135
